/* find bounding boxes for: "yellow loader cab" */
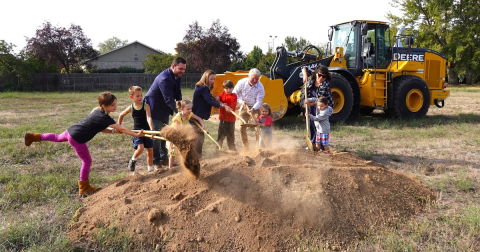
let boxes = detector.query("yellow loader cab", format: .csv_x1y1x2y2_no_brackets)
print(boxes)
213,20,449,122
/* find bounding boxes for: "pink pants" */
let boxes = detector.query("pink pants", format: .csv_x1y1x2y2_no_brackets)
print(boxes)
41,131,92,181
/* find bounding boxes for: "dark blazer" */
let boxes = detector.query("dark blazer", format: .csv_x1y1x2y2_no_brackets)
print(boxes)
192,85,221,120
144,68,182,121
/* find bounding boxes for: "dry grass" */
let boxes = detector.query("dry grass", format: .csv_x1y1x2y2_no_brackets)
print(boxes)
0,86,479,251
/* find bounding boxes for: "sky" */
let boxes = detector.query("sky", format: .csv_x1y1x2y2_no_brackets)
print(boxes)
2,0,401,55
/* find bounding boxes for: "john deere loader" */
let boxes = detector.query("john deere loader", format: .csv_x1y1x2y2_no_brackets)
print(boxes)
212,20,450,123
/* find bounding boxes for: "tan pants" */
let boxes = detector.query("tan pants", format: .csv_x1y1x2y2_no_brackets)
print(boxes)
239,108,260,149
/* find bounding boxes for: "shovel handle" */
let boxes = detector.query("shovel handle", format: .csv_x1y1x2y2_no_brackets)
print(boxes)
229,110,247,124
192,119,222,150
144,134,167,141
244,104,268,147
133,130,161,135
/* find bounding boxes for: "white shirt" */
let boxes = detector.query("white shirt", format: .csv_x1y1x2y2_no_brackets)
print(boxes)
233,77,265,110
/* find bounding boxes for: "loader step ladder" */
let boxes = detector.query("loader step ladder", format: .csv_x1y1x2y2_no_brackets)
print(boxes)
374,72,388,108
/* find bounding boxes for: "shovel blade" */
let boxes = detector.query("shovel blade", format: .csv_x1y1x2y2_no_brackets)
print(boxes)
217,149,237,155
305,136,314,151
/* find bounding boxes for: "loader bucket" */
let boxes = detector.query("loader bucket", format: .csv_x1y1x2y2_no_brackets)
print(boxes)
211,71,288,121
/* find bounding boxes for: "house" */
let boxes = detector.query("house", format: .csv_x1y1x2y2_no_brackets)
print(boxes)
87,41,162,70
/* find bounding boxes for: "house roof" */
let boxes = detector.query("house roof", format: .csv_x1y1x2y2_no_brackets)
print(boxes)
85,41,163,62
97,40,163,57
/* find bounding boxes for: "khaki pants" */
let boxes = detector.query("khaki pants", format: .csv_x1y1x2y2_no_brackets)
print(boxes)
239,108,260,149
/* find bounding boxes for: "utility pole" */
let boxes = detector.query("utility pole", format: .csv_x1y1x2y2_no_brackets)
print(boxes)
266,41,272,52
270,35,277,52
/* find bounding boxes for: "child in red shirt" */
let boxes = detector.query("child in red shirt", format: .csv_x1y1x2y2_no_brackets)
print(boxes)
258,103,273,147
217,80,238,151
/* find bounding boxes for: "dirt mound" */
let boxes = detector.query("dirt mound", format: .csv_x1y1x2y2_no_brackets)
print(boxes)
68,148,436,251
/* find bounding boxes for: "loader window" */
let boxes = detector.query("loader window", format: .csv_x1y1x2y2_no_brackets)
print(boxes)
376,25,391,69
332,23,357,68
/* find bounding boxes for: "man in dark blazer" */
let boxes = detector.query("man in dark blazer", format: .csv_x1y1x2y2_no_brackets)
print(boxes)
144,57,186,168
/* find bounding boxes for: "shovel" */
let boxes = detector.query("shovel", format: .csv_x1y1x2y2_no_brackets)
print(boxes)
304,84,314,151
229,109,257,128
191,119,237,155
133,130,162,135
132,130,167,140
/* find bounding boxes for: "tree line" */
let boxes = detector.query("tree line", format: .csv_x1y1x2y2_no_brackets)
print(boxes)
1,0,478,90
387,0,480,84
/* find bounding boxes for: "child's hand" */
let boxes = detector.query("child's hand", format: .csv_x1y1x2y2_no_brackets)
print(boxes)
136,129,145,137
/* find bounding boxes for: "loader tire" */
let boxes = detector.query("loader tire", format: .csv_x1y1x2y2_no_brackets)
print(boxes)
390,75,430,119
330,73,354,123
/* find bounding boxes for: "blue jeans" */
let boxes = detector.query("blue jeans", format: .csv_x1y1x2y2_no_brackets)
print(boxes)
153,117,169,164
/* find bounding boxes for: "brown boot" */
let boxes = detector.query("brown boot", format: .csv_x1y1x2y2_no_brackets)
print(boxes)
78,180,100,195
24,132,41,146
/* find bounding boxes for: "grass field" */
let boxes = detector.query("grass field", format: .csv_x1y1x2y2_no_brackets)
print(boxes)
0,86,479,251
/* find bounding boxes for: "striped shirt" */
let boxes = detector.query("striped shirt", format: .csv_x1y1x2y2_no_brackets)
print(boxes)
233,77,265,110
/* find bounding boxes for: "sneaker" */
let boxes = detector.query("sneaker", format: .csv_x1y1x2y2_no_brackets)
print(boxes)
153,164,161,171
128,159,136,171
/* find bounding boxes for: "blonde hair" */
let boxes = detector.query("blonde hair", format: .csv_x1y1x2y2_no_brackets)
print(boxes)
260,103,273,117
128,86,142,96
176,99,193,110
196,70,216,90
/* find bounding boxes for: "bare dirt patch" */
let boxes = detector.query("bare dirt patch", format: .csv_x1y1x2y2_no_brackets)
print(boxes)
68,148,435,251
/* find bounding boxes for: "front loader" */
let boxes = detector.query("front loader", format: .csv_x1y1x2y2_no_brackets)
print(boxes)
212,20,450,123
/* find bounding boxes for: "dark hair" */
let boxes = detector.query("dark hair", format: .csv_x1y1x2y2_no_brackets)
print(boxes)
260,103,273,117
223,80,234,88
314,65,331,82
172,57,187,66
98,92,117,109
318,96,328,105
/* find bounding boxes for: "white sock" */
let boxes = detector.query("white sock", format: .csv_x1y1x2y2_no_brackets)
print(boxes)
132,156,137,161
148,166,153,172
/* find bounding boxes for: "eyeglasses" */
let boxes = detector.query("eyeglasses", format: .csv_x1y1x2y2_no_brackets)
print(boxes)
317,74,326,78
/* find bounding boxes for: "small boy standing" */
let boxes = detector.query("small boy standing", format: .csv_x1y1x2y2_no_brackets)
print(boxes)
217,80,238,151
307,96,333,151
118,86,155,174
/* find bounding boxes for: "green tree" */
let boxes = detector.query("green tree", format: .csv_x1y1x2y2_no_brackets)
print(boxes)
257,52,276,74
143,53,175,73
97,36,128,54
26,21,98,73
244,46,263,70
0,40,57,90
283,36,311,51
385,0,480,84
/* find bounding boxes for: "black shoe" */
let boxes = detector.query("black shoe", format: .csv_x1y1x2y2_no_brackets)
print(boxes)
128,159,136,171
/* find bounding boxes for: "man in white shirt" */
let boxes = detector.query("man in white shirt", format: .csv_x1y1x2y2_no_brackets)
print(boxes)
233,68,265,149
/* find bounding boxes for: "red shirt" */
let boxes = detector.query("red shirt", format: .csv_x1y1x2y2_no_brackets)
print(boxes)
257,115,273,127
219,91,237,122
